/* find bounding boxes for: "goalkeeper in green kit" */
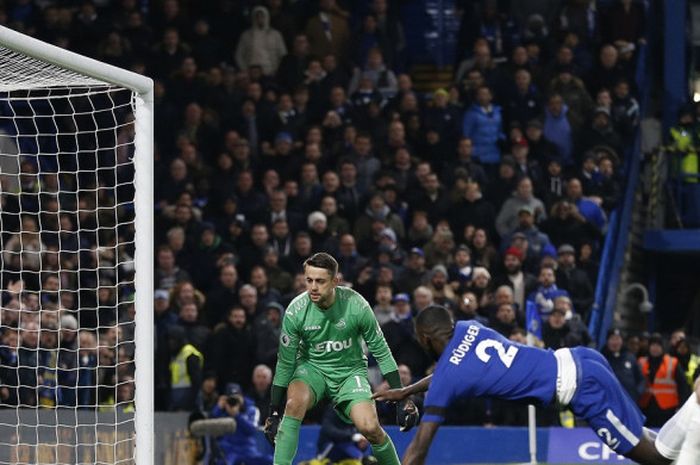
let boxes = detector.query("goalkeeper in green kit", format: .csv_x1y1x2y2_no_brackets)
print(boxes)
263,252,418,465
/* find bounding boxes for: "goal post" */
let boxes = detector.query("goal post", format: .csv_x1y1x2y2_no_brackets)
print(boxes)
0,25,153,465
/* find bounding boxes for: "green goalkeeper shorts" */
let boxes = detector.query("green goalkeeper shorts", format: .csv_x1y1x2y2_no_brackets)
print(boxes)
290,361,373,423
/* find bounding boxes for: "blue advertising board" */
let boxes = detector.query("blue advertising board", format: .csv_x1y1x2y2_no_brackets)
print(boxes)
547,428,633,464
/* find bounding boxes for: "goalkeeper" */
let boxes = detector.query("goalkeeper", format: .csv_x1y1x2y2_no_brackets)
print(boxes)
263,252,416,465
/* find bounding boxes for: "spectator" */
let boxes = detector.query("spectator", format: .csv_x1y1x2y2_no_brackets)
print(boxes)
577,107,624,159
247,364,273,417
451,180,496,240
601,0,646,49
206,306,255,393
305,0,351,65
447,244,473,291
555,244,594,319
155,245,191,291
603,328,645,403
638,334,691,427
382,293,431,378
210,383,272,465
204,264,240,327
412,286,434,312
441,138,488,189
277,34,312,92
541,297,592,349
373,284,394,325
610,77,640,141
262,246,294,296
254,302,283,369
426,265,457,310
453,290,489,324
348,47,398,100
501,206,552,258
506,69,543,129
235,6,287,76
491,247,539,311
176,302,210,352
490,303,519,337
316,406,373,464
527,265,570,319
468,267,492,307
167,325,203,411
462,85,504,167
198,371,220,413
587,44,630,96
548,64,594,129
543,93,574,167
565,178,607,231
495,177,547,238
0,328,20,406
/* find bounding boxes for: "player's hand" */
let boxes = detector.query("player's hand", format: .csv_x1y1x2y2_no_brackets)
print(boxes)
371,387,408,403
694,377,700,404
397,399,419,432
263,413,280,446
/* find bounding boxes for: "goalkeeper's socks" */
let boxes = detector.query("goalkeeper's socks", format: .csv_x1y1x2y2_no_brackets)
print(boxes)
273,415,302,465
371,434,401,465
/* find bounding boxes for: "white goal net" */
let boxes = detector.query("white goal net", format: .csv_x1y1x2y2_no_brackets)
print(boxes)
0,27,152,465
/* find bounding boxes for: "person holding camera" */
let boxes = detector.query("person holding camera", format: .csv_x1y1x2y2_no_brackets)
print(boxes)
210,383,272,465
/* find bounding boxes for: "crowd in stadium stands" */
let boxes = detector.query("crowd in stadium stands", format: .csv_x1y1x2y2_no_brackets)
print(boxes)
0,0,697,429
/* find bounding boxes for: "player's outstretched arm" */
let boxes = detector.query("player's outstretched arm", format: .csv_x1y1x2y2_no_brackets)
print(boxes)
372,375,433,402
402,421,439,465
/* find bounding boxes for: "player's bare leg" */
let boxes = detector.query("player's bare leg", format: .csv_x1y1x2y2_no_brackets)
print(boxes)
623,431,672,465
350,401,401,465
274,381,314,465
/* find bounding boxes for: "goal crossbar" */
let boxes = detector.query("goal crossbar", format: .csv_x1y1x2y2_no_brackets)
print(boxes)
0,25,154,465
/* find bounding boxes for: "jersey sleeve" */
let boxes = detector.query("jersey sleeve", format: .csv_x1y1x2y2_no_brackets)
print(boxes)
358,299,398,376
272,309,301,388
422,360,458,424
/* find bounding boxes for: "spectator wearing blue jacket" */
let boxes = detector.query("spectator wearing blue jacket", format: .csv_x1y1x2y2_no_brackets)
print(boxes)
461,85,504,167
211,383,272,465
543,93,574,166
526,265,571,319
565,177,607,232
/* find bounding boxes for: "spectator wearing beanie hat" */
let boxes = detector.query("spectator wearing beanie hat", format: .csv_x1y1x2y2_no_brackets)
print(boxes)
602,328,645,403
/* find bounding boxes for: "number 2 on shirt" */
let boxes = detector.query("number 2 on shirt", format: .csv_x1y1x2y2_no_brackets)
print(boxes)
475,339,519,368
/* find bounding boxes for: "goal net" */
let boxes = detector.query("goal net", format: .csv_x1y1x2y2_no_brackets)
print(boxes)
0,27,153,464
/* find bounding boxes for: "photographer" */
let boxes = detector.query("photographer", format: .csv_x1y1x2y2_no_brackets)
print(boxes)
210,383,272,465
317,405,374,465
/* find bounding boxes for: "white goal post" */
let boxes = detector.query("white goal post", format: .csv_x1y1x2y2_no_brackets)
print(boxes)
0,25,153,465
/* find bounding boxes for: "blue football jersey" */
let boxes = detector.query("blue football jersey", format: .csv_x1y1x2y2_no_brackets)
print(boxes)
422,320,558,423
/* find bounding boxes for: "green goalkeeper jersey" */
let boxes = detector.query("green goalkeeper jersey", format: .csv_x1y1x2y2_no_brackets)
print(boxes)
272,286,398,388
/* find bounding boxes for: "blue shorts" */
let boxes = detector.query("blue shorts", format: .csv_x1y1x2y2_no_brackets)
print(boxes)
569,347,646,455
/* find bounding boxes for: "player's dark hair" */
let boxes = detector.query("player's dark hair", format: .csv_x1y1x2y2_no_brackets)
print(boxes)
415,305,454,335
303,252,338,277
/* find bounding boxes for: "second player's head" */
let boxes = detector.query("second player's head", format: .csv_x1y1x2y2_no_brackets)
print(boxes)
414,305,455,360
303,252,339,308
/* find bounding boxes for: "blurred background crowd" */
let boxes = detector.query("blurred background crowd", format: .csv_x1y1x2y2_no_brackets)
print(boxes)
0,0,696,433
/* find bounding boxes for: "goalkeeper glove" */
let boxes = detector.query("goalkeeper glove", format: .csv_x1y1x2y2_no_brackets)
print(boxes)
396,399,419,432
263,411,281,446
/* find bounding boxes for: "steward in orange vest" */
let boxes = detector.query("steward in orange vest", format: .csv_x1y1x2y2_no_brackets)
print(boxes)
638,334,691,426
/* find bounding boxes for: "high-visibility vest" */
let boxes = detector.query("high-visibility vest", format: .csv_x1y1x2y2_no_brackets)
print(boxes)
639,355,680,410
685,354,700,387
669,127,699,183
170,344,203,389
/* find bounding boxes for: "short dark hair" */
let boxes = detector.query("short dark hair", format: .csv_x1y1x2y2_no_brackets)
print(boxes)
415,305,454,334
303,252,338,277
